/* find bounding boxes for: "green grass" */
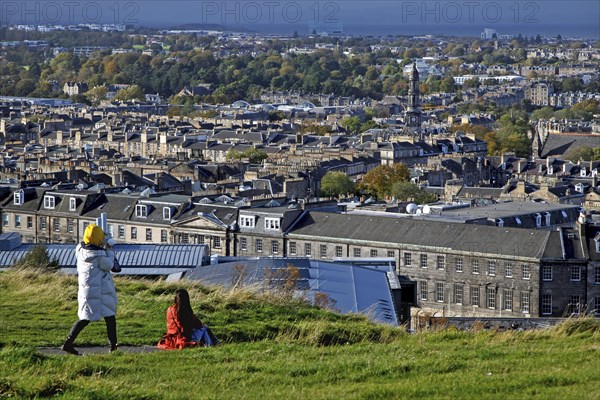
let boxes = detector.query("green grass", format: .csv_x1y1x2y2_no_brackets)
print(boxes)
1,270,599,399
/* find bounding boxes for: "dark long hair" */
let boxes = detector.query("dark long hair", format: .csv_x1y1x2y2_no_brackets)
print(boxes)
174,289,195,338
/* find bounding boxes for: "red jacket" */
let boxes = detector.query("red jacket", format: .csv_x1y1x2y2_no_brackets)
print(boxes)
157,305,203,350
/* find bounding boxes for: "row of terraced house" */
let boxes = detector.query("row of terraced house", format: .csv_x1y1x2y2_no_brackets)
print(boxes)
0,186,599,320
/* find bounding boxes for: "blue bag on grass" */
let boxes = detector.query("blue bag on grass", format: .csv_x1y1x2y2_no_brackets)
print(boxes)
192,326,219,346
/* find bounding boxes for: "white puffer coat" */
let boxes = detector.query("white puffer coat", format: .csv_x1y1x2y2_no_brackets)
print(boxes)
76,243,117,321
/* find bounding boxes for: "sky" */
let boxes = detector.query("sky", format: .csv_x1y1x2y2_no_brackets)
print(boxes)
2,1,599,38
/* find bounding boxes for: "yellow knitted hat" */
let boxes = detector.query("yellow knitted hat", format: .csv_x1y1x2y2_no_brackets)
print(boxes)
83,224,104,246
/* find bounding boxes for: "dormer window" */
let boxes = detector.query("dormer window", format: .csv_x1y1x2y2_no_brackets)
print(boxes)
545,212,551,226
163,207,172,220
535,213,542,228
581,168,587,177
13,191,23,205
594,234,600,253
69,198,77,211
136,204,148,218
496,218,504,227
44,195,55,209
264,217,281,230
240,215,255,228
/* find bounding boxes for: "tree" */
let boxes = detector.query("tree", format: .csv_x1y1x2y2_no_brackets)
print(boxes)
320,171,355,198
85,85,108,105
340,116,362,134
359,163,410,199
115,84,144,101
563,146,600,162
13,245,60,272
390,181,436,204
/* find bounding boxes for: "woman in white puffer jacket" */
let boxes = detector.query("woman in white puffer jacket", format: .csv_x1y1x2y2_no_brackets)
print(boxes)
62,224,119,355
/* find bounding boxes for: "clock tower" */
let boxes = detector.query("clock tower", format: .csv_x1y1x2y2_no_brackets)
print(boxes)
406,62,422,135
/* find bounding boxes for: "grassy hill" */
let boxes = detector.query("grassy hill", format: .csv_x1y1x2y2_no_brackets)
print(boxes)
1,269,599,399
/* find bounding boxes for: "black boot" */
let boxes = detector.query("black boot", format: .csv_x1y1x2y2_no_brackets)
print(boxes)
61,336,80,355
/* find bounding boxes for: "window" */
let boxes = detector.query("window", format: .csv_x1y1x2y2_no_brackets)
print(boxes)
67,218,74,233
503,289,513,311
14,215,21,228
570,266,581,281
118,225,125,239
108,224,114,238
272,241,279,254
470,286,480,307
436,283,445,302
53,218,60,232
161,229,167,243
569,295,581,315
131,227,137,240
505,262,513,278
181,233,189,244
487,260,496,276
335,246,343,258
419,281,428,301
27,216,33,229
521,292,530,313
240,216,255,228
370,249,378,257
522,264,530,280
420,254,428,269
289,241,296,255
136,204,148,218
454,284,463,304
542,265,552,281
595,266,600,284
594,297,600,316
404,252,412,267
436,255,445,270
304,243,312,257
2,214,8,227
472,259,480,274
146,228,152,241
541,294,552,315
256,239,263,253
13,191,22,205
320,244,327,258
198,235,205,244
213,237,221,249
82,221,89,232
354,247,361,257
487,288,496,309
70,197,77,211
387,250,395,258
454,257,462,272
264,217,281,230
240,237,247,251
163,207,172,220
535,213,541,228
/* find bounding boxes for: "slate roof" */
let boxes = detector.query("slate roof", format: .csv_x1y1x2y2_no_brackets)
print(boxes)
540,134,600,158
287,211,551,260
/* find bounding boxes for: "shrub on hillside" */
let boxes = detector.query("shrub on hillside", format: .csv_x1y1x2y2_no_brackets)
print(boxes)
12,245,60,272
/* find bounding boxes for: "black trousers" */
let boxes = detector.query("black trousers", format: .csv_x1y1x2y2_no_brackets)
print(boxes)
68,316,117,345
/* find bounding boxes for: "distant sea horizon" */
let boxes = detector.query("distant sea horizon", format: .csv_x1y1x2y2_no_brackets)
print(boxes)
225,22,599,40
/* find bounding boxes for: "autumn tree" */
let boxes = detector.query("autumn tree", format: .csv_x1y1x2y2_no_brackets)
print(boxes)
359,163,410,199
320,171,355,198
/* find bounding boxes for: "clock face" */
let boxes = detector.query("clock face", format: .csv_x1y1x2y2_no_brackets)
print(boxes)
411,117,416,122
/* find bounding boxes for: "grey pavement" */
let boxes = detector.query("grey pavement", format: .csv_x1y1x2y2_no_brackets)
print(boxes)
38,345,160,356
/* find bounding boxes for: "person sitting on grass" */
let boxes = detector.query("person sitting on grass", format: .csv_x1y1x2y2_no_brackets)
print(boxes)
157,288,218,350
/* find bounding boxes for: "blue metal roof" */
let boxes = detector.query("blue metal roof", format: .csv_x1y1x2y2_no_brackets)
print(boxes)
186,257,399,325
0,244,209,274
